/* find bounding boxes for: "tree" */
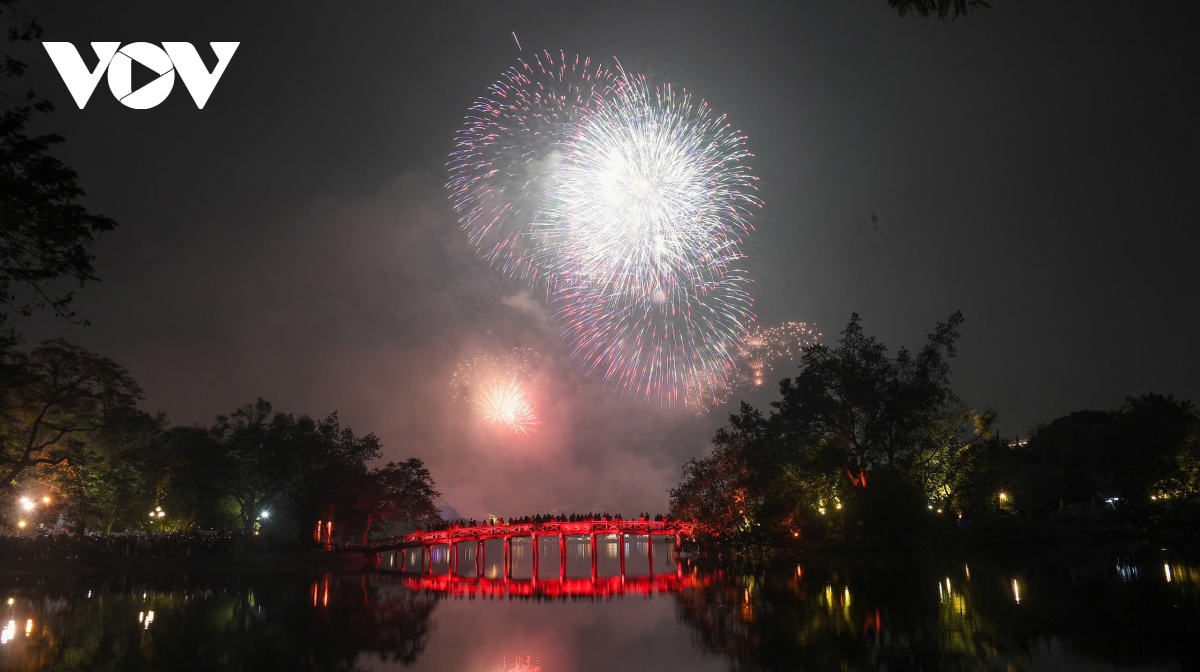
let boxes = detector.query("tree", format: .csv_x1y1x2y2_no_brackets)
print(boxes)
348,459,440,545
889,0,991,19
774,312,964,489
0,339,141,496
0,1,117,340
212,399,297,535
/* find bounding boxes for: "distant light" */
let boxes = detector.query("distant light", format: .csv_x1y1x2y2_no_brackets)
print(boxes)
1012,579,1021,604
928,505,933,510
936,509,943,514
5,598,12,606
40,496,50,505
157,511,165,518
792,531,799,537
1165,564,1173,582
19,498,33,512
16,521,25,529
998,492,1008,502
260,510,270,520
24,619,31,636
835,503,842,510
1151,495,1158,501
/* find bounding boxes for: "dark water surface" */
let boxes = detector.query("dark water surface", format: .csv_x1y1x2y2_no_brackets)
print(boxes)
0,544,1195,671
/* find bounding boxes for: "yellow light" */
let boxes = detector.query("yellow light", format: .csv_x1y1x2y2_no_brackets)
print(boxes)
24,619,31,636
1151,495,1158,501
157,511,165,518
1165,564,1173,582
936,509,943,514
5,598,12,606
792,531,799,537
998,492,1008,502
835,503,842,510
41,496,50,505
16,521,25,529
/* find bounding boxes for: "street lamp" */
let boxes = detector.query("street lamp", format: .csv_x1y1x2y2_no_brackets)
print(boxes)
19,498,33,512
998,492,1008,502
260,510,270,520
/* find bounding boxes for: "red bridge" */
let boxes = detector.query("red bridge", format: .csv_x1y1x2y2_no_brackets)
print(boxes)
369,518,696,584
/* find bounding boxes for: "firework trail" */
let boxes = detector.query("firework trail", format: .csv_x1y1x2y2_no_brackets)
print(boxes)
447,51,619,282
448,56,760,406
452,347,541,434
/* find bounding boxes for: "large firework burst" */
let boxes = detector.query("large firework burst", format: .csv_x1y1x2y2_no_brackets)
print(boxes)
447,51,618,281
542,73,760,405
448,57,760,406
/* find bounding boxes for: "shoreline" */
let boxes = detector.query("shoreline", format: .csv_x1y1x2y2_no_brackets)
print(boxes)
0,551,372,576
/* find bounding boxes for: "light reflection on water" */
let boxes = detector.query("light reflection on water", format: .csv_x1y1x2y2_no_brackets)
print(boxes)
0,546,1194,671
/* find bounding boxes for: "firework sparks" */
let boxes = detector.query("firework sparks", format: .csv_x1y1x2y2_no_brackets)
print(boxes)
447,51,619,281
541,72,760,405
453,347,541,434
733,321,822,389
448,57,760,406
475,376,538,435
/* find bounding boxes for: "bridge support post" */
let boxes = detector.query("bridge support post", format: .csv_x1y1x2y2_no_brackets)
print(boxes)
503,536,511,580
590,534,597,581
618,532,625,578
647,534,654,577
477,539,483,577
531,534,539,583
559,533,566,581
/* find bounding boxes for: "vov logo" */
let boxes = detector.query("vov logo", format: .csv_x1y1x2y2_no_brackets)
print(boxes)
42,42,239,109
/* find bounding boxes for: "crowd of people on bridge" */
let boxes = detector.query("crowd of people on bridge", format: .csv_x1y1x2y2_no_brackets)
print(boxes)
422,512,679,532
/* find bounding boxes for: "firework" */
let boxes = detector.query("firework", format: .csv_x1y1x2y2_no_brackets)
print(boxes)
452,347,541,434
733,321,822,389
451,347,540,401
475,376,538,435
448,58,760,406
447,51,618,281
540,73,760,405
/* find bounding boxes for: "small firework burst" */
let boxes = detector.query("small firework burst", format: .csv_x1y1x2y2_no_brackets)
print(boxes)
475,376,538,435
452,347,541,434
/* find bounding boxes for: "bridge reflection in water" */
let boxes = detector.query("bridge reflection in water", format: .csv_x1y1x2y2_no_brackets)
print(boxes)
370,519,697,598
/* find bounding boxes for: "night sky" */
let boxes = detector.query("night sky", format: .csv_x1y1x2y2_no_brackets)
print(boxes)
13,1,1200,518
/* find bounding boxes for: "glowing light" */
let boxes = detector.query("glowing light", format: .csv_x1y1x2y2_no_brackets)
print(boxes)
18,497,33,512
144,611,154,629
5,598,11,606
260,510,270,520
998,492,1008,502
475,376,539,435
1165,564,1173,582
41,496,49,505
24,619,31,636
16,521,25,529
1012,579,1021,604
0,620,13,645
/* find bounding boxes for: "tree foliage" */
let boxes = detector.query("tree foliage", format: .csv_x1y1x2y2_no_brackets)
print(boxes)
0,0,117,338
889,0,991,20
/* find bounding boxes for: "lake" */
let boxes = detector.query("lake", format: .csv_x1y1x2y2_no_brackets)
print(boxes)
0,543,1195,671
